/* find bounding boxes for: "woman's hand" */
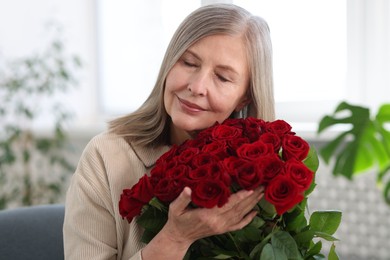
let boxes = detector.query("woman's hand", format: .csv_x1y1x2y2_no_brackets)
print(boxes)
168,186,264,240
141,186,264,260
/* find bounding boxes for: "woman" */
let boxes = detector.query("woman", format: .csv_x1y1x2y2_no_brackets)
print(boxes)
63,3,275,260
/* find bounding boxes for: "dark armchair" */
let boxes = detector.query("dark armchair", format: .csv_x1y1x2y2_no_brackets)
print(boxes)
0,204,65,260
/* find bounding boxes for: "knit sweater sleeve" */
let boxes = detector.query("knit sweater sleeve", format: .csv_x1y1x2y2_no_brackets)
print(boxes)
63,133,146,260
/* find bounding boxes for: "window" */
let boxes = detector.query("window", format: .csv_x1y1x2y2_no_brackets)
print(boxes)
97,0,390,133
96,0,200,114
233,0,347,126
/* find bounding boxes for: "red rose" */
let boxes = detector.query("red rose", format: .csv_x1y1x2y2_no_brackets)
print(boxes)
259,132,281,152
236,140,273,161
201,140,229,160
208,162,232,186
189,162,231,186
166,164,190,179
227,137,250,152
221,118,245,129
164,157,180,171
189,165,210,180
234,161,263,190
131,174,154,203
118,174,154,222
282,134,310,161
156,144,178,165
154,175,188,203
176,147,200,164
223,157,247,178
285,159,314,191
191,153,219,168
257,154,285,184
211,124,243,141
119,189,144,223
191,179,231,208
265,120,293,136
243,117,265,141
265,174,304,215
149,162,167,187
180,138,207,151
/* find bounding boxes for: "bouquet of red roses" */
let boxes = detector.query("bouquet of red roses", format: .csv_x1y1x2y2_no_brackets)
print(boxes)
119,117,342,259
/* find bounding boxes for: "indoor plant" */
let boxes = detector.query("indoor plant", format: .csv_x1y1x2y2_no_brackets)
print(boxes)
317,101,390,204
0,26,82,209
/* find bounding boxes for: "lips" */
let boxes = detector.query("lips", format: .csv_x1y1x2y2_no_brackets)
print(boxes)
177,96,206,112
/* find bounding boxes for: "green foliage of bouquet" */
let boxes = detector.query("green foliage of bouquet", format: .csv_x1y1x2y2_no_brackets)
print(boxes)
318,101,390,204
120,117,342,259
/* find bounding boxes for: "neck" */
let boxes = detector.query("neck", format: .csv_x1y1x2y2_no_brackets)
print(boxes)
169,122,196,145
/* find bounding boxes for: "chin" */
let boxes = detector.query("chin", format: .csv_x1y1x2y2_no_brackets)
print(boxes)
172,117,204,132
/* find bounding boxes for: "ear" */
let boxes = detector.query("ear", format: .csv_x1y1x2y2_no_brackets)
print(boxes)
234,95,251,112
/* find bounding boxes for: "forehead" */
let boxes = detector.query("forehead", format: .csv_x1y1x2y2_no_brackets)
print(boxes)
186,34,249,72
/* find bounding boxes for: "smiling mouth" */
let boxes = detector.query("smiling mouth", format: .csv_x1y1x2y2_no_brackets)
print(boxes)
177,96,206,112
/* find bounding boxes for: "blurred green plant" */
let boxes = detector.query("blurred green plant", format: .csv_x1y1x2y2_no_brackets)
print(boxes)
0,26,82,209
317,101,390,205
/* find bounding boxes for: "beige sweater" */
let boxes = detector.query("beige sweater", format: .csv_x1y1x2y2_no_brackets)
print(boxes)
63,132,170,260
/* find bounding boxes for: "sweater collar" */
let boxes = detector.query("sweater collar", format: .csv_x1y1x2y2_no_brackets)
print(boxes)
130,142,171,168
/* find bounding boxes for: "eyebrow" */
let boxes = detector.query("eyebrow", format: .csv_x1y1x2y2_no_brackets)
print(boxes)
184,50,240,76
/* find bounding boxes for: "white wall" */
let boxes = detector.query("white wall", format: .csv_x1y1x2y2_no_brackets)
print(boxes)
0,0,103,137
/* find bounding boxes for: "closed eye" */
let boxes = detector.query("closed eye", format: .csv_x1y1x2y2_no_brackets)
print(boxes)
183,60,197,67
216,73,230,83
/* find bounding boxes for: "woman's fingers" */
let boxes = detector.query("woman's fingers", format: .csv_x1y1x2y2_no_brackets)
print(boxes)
228,210,258,231
169,187,192,216
234,186,264,213
220,186,264,214
216,186,264,228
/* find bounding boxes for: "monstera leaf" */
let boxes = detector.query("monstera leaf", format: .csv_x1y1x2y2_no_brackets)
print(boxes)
317,101,390,204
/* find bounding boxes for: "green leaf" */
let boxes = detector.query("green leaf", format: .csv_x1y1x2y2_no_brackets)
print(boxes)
309,211,342,235
22,149,30,163
304,240,322,259
317,101,390,190
376,103,390,124
364,132,389,171
312,232,339,242
305,181,317,197
258,197,276,217
260,243,288,260
149,197,168,212
137,205,167,233
378,164,390,184
293,230,315,248
328,243,339,260
383,179,390,205
319,132,349,164
233,226,262,243
332,141,359,179
212,253,238,259
249,238,267,259
271,231,302,259
248,215,266,229
284,206,307,232
304,146,319,172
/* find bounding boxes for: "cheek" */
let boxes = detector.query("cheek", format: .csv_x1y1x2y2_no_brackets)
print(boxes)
211,91,246,114
164,69,178,114
164,68,187,113
163,83,174,117
165,65,186,93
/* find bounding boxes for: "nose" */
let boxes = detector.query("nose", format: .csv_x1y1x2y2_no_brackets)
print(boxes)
188,71,208,96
